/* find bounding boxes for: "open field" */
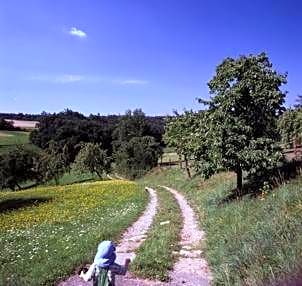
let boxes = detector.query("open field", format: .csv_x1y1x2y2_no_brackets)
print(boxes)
0,130,30,145
5,119,39,130
0,180,148,286
0,130,33,154
142,167,302,285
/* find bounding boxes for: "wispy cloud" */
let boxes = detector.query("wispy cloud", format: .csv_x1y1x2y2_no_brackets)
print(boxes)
69,27,87,38
28,74,149,86
28,74,84,83
116,79,149,85
55,74,84,83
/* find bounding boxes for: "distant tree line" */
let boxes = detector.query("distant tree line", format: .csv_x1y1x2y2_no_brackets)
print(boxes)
0,109,164,190
0,113,42,121
4,53,302,192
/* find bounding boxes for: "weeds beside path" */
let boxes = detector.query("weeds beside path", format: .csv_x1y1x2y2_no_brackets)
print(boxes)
143,168,302,285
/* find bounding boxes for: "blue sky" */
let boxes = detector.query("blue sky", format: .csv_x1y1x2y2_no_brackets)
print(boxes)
1,0,301,115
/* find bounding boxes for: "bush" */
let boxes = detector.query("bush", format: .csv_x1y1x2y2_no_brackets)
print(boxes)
114,136,162,179
0,146,38,190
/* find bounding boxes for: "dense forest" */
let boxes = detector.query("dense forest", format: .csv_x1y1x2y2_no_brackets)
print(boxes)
0,109,165,190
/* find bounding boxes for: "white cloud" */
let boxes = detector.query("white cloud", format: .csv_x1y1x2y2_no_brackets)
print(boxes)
27,74,149,86
28,74,84,83
55,74,84,83
69,27,87,38
117,79,149,85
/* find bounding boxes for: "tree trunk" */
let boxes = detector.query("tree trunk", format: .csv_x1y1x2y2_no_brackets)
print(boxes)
16,183,22,190
236,166,243,193
95,169,102,178
184,155,191,179
179,154,182,169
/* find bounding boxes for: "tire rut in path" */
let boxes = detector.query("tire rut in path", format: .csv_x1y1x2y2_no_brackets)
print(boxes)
161,186,212,286
58,187,158,286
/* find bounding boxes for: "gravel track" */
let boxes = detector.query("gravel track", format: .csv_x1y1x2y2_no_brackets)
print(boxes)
58,186,212,286
161,186,212,286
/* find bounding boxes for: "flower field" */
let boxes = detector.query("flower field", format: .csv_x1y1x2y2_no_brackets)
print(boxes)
0,180,148,286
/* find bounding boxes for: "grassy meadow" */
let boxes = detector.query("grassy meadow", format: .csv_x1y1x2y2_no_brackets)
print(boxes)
142,167,302,285
0,180,148,286
0,131,33,153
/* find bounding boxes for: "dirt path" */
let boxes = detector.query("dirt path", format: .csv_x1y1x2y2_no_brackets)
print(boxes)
162,186,212,286
58,187,158,286
58,186,212,286
118,186,212,286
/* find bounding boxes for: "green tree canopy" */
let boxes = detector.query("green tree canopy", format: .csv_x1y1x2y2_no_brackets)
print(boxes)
112,109,150,144
114,136,161,179
34,141,69,184
73,143,111,178
164,111,201,178
196,53,287,190
0,146,38,190
279,107,302,147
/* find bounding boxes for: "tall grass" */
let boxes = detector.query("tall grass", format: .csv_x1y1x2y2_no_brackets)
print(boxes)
143,167,302,285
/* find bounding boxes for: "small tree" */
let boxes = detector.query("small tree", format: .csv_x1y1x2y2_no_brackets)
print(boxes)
73,143,111,178
196,53,286,191
279,108,302,148
0,146,37,190
34,150,66,184
164,111,200,178
114,136,161,179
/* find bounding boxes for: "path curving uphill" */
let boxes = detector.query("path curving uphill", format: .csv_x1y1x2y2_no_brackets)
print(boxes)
161,186,212,286
58,187,158,286
58,186,212,286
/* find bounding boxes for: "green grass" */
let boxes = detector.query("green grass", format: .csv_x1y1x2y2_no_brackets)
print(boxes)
0,131,36,154
1,168,104,192
0,131,29,146
131,185,182,281
46,169,101,186
142,167,302,285
0,180,148,286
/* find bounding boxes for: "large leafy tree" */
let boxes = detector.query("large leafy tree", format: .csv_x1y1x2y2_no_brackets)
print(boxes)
114,136,161,179
112,109,162,178
196,53,287,190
